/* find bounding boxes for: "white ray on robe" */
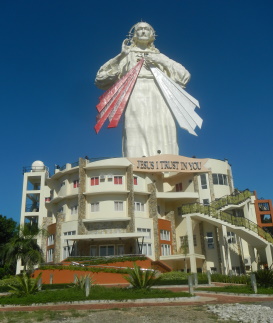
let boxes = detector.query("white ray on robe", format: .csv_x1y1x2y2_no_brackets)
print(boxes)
150,66,202,136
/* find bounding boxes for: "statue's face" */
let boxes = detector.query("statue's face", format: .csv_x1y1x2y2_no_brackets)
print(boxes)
134,23,154,43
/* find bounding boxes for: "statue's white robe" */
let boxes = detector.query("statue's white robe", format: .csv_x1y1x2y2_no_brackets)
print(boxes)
95,50,190,157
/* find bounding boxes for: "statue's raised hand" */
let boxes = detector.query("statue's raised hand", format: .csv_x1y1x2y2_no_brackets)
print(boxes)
121,39,130,56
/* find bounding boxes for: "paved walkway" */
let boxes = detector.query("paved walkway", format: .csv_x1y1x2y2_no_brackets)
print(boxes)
1,287,273,312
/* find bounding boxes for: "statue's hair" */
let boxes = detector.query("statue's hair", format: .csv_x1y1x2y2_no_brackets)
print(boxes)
128,22,158,52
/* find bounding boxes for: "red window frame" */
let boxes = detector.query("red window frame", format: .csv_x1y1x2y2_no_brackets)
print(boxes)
134,176,138,185
114,176,123,185
91,177,99,186
73,180,79,188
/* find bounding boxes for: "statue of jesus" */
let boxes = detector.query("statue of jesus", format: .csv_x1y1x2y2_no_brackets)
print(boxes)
95,22,200,158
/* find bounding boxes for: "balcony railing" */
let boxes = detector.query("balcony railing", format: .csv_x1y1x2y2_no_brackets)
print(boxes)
180,190,273,244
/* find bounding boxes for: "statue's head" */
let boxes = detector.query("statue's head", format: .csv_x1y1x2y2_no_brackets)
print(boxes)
129,22,156,47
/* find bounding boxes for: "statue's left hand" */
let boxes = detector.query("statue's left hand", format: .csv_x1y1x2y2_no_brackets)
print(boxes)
145,54,164,68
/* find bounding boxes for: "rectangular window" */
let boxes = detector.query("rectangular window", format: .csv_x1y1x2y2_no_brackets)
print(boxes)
63,246,70,259
117,245,124,255
261,214,272,223
137,228,151,239
140,243,152,256
71,205,78,215
212,174,218,185
177,206,182,216
176,183,183,192
114,176,123,185
91,177,99,186
64,230,76,236
160,230,170,241
73,180,79,188
258,202,270,211
203,199,210,206
134,176,138,185
90,245,97,256
200,174,207,189
134,202,144,211
232,266,240,275
91,202,99,212
48,234,54,246
210,267,217,273
193,235,197,246
161,244,171,256
114,201,123,211
227,232,236,244
212,174,228,186
47,248,54,262
206,232,214,249
99,245,115,256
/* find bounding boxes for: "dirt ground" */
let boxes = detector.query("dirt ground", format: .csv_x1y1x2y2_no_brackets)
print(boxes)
0,306,223,323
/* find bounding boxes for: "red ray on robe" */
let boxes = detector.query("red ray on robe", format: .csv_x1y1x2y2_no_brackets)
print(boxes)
94,58,144,134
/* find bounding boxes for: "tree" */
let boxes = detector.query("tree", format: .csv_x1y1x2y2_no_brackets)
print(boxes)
0,215,17,244
1,225,45,273
0,215,17,277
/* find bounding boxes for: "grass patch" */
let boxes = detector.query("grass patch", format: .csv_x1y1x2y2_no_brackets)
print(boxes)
0,309,90,323
0,285,191,306
196,285,273,294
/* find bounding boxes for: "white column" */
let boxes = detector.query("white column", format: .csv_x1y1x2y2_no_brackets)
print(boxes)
221,225,232,275
249,245,258,271
186,215,197,273
265,244,273,268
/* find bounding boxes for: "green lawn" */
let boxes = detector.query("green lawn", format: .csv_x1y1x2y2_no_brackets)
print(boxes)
196,285,273,294
0,285,191,306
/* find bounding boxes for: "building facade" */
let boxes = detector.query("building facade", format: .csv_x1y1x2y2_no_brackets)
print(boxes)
18,155,273,274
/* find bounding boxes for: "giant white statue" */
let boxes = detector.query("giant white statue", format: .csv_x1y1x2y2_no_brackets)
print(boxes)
95,22,202,157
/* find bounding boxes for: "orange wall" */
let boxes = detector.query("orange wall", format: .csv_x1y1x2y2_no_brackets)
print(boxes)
33,259,153,284
158,219,172,255
33,269,130,285
255,199,273,228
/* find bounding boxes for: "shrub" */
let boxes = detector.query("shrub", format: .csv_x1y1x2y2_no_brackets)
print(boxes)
65,255,147,265
255,269,273,288
159,271,188,281
124,263,160,289
39,265,129,274
211,273,250,285
8,272,42,295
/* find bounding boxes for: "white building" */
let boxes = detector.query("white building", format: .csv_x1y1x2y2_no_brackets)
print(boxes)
17,155,273,274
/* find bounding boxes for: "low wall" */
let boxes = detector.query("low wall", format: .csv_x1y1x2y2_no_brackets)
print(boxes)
33,269,129,285
33,259,153,285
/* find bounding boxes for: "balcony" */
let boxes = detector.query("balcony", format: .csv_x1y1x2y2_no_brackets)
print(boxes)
157,191,199,201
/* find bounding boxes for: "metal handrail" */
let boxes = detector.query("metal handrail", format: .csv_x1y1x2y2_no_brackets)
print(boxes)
23,165,49,174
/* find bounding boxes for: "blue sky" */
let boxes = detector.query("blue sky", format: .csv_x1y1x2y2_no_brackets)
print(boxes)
1,0,273,223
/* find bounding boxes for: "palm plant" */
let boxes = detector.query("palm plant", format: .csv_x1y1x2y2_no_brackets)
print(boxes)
124,263,160,289
255,267,273,288
8,271,42,295
1,225,45,272
74,274,95,290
